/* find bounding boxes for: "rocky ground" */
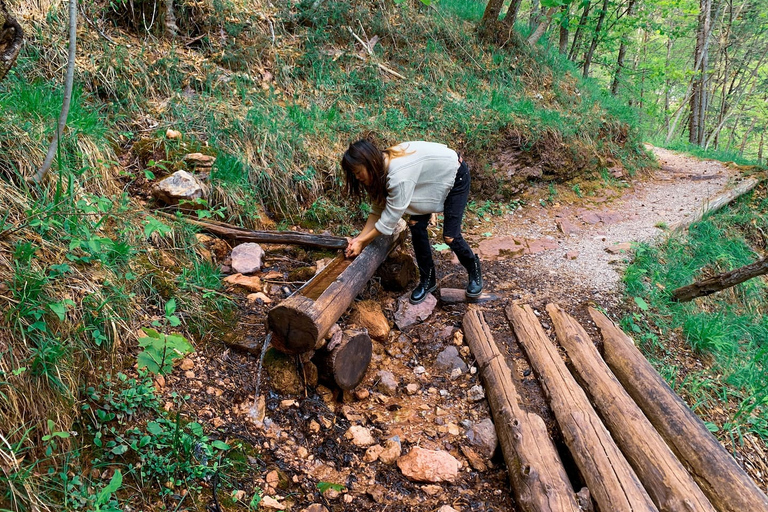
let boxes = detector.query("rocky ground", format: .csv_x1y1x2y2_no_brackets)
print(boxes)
155,146,763,511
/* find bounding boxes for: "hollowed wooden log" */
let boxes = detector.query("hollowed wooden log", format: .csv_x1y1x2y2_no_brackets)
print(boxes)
312,329,372,390
589,307,768,512
506,303,657,512
268,220,406,354
463,308,580,512
547,304,714,512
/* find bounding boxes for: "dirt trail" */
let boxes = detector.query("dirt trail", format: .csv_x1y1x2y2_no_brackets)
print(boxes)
169,147,760,511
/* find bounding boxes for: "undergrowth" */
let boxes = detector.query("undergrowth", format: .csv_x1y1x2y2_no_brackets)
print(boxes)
622,183,768,447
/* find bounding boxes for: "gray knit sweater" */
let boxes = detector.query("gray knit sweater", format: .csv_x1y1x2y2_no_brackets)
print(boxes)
372,141,460,236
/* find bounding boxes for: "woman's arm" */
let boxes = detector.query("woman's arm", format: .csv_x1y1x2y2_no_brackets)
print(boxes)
345,213,381,258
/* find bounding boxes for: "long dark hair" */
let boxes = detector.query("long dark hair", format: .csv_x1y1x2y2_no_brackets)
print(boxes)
341,139,388,205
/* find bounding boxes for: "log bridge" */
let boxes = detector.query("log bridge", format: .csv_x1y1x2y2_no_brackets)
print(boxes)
266,220,407,389
463,304,768,512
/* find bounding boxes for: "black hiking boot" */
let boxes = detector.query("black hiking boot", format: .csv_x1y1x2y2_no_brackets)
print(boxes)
465,254,483,298
410,266,437,305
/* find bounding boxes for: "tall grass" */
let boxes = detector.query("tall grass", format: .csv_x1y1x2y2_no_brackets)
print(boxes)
622,185,768,442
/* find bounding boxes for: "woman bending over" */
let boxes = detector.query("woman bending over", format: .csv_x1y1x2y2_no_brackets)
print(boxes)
341,139,482,304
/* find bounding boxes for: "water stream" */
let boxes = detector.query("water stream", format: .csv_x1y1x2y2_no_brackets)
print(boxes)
247,332,271,422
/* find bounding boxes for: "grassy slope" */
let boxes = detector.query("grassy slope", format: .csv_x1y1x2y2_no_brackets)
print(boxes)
0,0,661,508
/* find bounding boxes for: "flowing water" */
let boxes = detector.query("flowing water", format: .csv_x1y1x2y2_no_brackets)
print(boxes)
247,332,271,422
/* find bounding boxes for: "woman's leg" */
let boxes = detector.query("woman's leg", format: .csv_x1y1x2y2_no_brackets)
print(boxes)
443,161,483,297
408,214,436,304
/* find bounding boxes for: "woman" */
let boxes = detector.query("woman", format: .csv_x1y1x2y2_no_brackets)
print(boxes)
341,139,482,304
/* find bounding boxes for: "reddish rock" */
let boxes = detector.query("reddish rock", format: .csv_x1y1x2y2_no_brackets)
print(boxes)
231,243,264,274
349,300,390,342
394,294,437,329
478,237,526,261
580,211,602,224
597,211,623,224
345,425,375,447
605,242,633,254
397,447,460,483
224,273,262,292
526,238,559,254
556,217,580,235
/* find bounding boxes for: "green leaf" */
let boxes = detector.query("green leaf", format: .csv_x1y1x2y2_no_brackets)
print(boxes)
137,351,161,374
704,421,719,433
187,422,204,436
99,469,123,500
634,297,650,311
146,421,164,436
165,298,176,317
211,440,230,450
317,481,345,493
111,444,128,455
432,243,450,251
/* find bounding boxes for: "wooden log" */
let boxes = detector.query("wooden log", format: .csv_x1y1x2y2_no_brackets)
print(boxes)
668,177,760,232
505,304,657,512
463,308,581,512
159,212,349,249
547,304,715,512
312,329,372,390
589,307,768,512
439,288,500,304
268,220,406,354
671,255,768,302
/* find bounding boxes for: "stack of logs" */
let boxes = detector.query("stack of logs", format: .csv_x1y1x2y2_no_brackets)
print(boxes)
266,220,407,390
463,304,768,512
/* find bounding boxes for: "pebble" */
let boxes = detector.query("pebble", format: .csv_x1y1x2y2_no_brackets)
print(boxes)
467,385,485,402
450,368,462,380
414,366,426,376
376,370,398,396
406,383,420,395
345,425,375,447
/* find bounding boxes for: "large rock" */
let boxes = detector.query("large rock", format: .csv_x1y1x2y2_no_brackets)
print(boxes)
152,170,207,207
345,425,375,448
465,418,498,458
397,447,460,483
434,346,468,373
375,249,418,291
349,301,390,342
231,243,265,274
394,293,437,330
223,273,262,292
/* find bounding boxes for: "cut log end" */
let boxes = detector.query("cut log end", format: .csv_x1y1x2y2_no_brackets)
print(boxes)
313,330,372,390
267,299,319,355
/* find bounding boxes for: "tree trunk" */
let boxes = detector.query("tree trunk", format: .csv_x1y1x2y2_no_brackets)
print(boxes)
0,0,24,82
689,0,714,145
164,0,178,37
588,308,768,512
463,309,580,512
312,329,372,390
663,34,673,131
505,304,658,512
582,0,609,78
611,0,636,95
529,0,541,29
759,130,765,164
527,7,557,46
268,221,406,354
558,5,570,54
479,0,505,39
568,0,592,61
738,117,756,156
501,0,523,32
547,304,716,512
672,255,768,302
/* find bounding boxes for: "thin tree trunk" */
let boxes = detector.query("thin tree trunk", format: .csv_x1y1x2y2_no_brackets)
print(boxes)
29,0,78,184
611,0,636,94
738,118,756,157
759,130,764,164
726,112,742,151
479,0,505,39
582,0,610,78
663,35,673,131
568,0,591,60
164,0,178,37
559,4,570,54
527,7,557,46
529,0,541,29
501,0,523,31
689,0,714,145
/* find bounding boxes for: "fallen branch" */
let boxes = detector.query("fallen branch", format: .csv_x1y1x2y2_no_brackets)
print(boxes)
668,177,760,232
671,255,768,301
158,212,349,250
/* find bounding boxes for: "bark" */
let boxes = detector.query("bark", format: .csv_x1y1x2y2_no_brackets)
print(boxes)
558,5,570,55
672,255,768,302
589,307,768,512
568,0,592,61
527,7,557,46
759,130,765,164
268,221,406,354
312,329,372,390
505,304,657,512
738,118,756,156
463,309,581,512
689,0,714,145
547,304,716,512
582,0,609,78
164,0,177,38
159,213,349,249
0,0,24,82
501,0,523,32
29,0,78,184
479,0,505,39
611,0,636,95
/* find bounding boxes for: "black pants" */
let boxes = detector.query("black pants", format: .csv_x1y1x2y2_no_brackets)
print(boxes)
409,161,475,276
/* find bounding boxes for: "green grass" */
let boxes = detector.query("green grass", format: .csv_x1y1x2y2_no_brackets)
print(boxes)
622,187,768,444
654,138,767,169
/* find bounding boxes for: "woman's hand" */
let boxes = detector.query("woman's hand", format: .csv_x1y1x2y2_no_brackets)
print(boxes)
345,237,366,258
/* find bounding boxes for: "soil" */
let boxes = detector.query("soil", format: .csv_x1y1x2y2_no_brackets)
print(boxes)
156,146,767,511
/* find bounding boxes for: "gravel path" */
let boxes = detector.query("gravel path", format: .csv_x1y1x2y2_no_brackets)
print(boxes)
473,146,746,297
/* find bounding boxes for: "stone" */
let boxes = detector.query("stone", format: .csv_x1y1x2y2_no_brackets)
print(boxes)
605,242,633,254
422,485,442,496
437,506,460,512
466,418,498,458
406,383,420,395
152,170,207,208
376,370,398,396
379,436,401,464
166,128,182,139
223,273,262,292
179,358,194,371
467,385,485,402
460,445,488,472
394,293,437,330
580,211,602,224
556,217,580,235
183,152,216,169
349,300,390,342
434,346,468,373
297,446,309,459
450,368,462,380
345,425,375,448
247,292,272,304
300,505,328,512
397,447,460,483
364,444,384,462
259,496,284,510
231,243,265,274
